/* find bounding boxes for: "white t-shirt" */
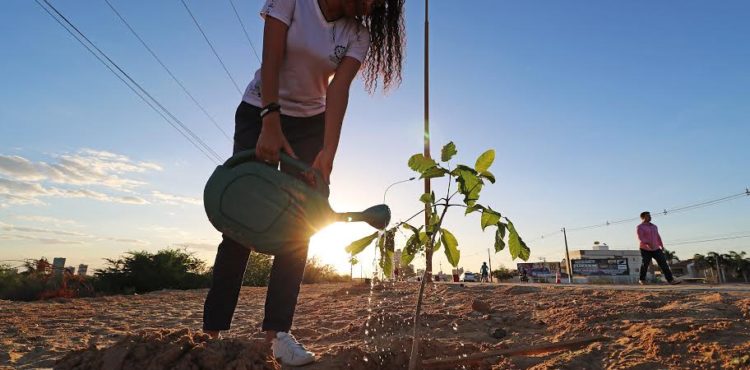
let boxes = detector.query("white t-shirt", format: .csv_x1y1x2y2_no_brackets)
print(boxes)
242,0,370,117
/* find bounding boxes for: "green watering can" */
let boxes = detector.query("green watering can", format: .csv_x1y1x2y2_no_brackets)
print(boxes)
203,149,391,255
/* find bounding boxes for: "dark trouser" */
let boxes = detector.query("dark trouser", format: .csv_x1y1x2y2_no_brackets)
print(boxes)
203,101,325,332
639,248,674,282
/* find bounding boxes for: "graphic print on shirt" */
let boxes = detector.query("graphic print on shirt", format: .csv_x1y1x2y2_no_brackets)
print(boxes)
329,45,348,65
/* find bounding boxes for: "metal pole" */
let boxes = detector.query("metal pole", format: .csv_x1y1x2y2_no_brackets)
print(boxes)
422,0,433,279
487,248,493,283
563,227,572,283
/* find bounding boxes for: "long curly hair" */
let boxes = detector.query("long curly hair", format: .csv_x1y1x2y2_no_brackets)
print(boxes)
360,0,405,93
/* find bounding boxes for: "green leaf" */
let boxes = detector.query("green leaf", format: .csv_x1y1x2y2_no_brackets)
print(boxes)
440,228,460,267
401,223,420,234
419,192,432,204
506,220,530,261
475,149,495,173
480,170,496,184
496,222,507,240
494,227,506,252
481,208,501,231
380,248,394,277
402,234,418,265
421,166,448,179
441,142,457,162
427,212,440,235
345,231,379,255
465,204,485,215
408,154,437,173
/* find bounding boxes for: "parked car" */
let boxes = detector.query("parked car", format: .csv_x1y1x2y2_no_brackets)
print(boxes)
462,272,476,282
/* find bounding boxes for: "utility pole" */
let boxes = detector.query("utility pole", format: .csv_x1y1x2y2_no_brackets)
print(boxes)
487,248,493,283
422,0,433,281
562,227,572,284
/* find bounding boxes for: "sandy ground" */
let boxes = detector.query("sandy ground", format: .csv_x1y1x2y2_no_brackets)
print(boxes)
1,281,750,369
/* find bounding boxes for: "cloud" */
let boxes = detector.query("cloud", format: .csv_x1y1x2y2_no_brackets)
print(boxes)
97,237,150,246
0,148,160,207
14,215,82,227
0,221,148,246
0,233,85,245
0,178,149,207
0,223,89,237
0,149,161,190
170,242,217,252
150,191,201,206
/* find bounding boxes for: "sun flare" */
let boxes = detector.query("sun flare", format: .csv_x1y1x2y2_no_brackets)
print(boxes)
308,222,375,275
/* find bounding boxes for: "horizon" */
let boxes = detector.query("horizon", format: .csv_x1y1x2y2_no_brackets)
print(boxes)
2,0,749,276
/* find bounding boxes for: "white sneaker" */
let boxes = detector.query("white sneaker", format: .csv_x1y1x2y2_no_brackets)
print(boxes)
271,332,315,366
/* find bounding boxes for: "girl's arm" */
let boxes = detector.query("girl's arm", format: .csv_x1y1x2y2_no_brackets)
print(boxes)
256,16,296,163
312,56,362,184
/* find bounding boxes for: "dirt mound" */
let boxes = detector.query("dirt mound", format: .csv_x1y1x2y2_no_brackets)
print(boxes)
54,328,278,370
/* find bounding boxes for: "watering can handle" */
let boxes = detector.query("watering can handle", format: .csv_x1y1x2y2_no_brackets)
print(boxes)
223,149,329,197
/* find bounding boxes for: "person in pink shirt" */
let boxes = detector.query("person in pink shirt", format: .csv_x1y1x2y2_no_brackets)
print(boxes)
637,211,680,285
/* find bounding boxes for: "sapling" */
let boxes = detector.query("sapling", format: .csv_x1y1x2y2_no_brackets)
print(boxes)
345,142,531,369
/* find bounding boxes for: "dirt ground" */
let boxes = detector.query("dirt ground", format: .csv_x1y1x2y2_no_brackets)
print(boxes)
1,282,749,369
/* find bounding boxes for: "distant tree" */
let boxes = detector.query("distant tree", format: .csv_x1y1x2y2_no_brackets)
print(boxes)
727,251,749,283
663,249,679,264
491,266,516,281
243,252,273,287
302,257,349,284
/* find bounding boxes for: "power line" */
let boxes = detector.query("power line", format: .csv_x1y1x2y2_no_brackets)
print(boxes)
529,188,750,243
36,0,222,164
180,0,244,95
669,234,750,247
104,0,232,142
228,0,261,64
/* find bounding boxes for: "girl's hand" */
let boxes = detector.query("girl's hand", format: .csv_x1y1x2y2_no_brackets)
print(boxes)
256,114,297,164
311,148,335,185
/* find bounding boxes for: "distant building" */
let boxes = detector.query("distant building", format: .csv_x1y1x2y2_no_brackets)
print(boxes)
52,257,66,276
561,242,641,284
77,264,88,276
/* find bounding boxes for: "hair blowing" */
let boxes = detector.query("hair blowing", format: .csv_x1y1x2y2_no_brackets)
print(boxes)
360,0,405,93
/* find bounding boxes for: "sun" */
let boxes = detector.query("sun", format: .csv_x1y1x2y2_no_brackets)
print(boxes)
308,222,375,275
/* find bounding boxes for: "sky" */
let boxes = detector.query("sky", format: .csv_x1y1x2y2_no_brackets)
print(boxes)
1,0,749,276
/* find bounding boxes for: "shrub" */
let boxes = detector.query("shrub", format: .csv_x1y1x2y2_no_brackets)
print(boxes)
93,249,211,294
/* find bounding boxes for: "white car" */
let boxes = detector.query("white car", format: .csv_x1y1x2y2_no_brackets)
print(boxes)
462,272,476,282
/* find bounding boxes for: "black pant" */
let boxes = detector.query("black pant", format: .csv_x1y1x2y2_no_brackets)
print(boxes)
639,249,674,282
203,101,325,332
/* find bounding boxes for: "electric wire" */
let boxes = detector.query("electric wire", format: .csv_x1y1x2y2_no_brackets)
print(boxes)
668,234,750,247
35,0,222,164
104,0,232,142
228,0,261,64
529,188,750,243
180,0,244,95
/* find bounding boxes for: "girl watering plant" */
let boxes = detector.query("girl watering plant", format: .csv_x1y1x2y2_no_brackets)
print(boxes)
202,0,405,366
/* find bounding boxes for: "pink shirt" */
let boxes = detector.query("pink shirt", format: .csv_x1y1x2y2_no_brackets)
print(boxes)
637,222,663,251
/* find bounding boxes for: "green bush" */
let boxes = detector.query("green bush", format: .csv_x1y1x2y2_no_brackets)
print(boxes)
491,266,516,281
0,265,46,301
93,249,211,294
243,252,273,287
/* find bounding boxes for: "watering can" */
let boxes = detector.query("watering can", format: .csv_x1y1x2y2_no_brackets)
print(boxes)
203,149,391,255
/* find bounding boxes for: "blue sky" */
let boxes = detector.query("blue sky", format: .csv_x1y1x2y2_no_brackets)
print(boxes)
1,0,748,275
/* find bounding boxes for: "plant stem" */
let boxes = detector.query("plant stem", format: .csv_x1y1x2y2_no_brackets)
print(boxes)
408,198,451,370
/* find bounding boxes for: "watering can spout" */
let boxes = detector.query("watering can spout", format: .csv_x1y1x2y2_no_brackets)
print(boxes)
336,204,391,230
